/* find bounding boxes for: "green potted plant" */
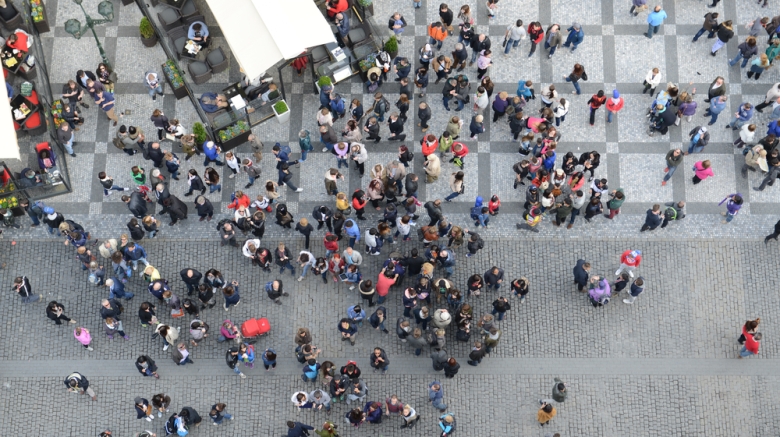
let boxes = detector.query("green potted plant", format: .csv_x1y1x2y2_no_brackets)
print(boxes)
384,36,399,59
316,75,332,94
140,17,158,47
192,122,208,145
273,100,290,124
357,0,374,15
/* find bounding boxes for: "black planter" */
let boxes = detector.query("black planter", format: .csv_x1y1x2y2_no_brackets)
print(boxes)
161,63,188,100
122,0,135,5
218,130,251,152
32,6,49,33
141,34,158,48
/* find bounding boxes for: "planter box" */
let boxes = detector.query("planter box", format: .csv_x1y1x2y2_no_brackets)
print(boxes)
273,100,291,124
161,63,188,100
31,5,49,33
218,129,251,152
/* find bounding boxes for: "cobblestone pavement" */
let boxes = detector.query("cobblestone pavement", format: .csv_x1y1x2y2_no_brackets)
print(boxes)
1,237,779,436
2,0,780,435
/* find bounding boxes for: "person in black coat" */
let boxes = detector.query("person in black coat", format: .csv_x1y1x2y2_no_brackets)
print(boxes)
194,195,213,221
572,259,590,291
138,302,156,326
765,218,780,243
442,357,460,378
180,268,202,295
388,113,406,141
123,192,147,219
364,117,381,142
640,205,663,232
401,249,425,276
184,169,206,196
418,102,432,131
127,218,145,241
46,301,75,325
179,406,202,426
424,200,443,227
135,397,153,420
100,298,123,320
295,218,314,250
165,195,188,226
135,355,159,378
147,142,164,168
312,205,333,232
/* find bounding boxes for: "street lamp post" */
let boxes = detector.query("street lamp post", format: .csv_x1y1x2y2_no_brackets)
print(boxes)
64,0,114,70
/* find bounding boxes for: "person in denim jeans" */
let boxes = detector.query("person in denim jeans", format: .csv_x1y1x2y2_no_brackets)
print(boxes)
686,126,709,154
297,251,315,281
209,403,233,425
122,242,149,271
503,20,526,55
729,37,758,68
428,381,447,412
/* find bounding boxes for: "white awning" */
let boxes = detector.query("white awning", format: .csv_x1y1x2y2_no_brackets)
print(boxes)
0,72,20,161
205,0,336,79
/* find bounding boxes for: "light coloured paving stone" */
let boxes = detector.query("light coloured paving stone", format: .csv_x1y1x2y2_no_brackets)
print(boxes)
250,109,291,142
114,37,168,84
683,154,738,202
424,152,479,202
49,36,105,83
619,153,675,203
615,36,667,84
677,37,731,83
617,93,674,143
553,92,608,141
551,0,603,25
48,153,94,203
675,0,725,25
298,153,350,201
551,36,605,83
489,152,524,201
746,169,780,202
490,44,542,83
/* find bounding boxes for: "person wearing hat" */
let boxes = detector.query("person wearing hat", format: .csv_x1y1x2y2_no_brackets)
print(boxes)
135,397,155,422
605,90,624,123
615,249,642,278
42,207,64,235
563,22,584,52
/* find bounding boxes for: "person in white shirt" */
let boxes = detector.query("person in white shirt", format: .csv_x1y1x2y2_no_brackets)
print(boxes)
503,19,527,56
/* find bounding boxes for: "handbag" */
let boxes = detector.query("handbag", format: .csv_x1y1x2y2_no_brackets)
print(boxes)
581,71,588,81
501,36,508,47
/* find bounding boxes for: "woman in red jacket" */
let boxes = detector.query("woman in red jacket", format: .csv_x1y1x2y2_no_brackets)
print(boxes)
488,195,500,215
421,134,438,157
351,190,367,220
527,22,544,57
328,253,346,282
326,0,348,18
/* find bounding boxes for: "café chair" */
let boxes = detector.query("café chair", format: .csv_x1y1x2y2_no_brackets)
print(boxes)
22,112,46,136
0,3,24,32
188,61,212,85
347,27,367,48
157,8,182,32
183,14,204,27
311,45,329,67
179,0,199,22
168,26,188,60
206,47,228,74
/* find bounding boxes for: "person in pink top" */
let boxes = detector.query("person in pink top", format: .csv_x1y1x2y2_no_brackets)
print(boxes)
74,327,93,351
526,117,547,133
692,160,714,184
605,90,624,123
615,250,642,278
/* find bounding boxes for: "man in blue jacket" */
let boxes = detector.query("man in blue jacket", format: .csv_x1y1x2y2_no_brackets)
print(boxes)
286,421,314,437
563,22,584,52
122,242,149,272
329,93,346,121
572,259,590,291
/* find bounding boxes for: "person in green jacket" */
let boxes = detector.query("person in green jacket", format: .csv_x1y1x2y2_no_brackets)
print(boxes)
131,166,146,186
315,420,338,437
766,38,780,65
604,188,625,219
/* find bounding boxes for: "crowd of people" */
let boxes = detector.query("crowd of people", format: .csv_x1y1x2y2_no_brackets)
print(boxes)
7,1,780,436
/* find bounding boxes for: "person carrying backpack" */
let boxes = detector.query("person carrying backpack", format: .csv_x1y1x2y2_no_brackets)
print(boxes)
661,201,686,228
370,92,389,122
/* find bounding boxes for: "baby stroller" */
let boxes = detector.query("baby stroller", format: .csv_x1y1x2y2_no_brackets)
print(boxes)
240,317,270,344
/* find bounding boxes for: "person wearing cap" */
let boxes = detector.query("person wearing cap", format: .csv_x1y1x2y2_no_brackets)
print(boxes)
42,207,64,235
563,22,584,52
605,90,624,123
615,249,642,278
135,397,155,422
202,141,224,167
686,126,710,155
